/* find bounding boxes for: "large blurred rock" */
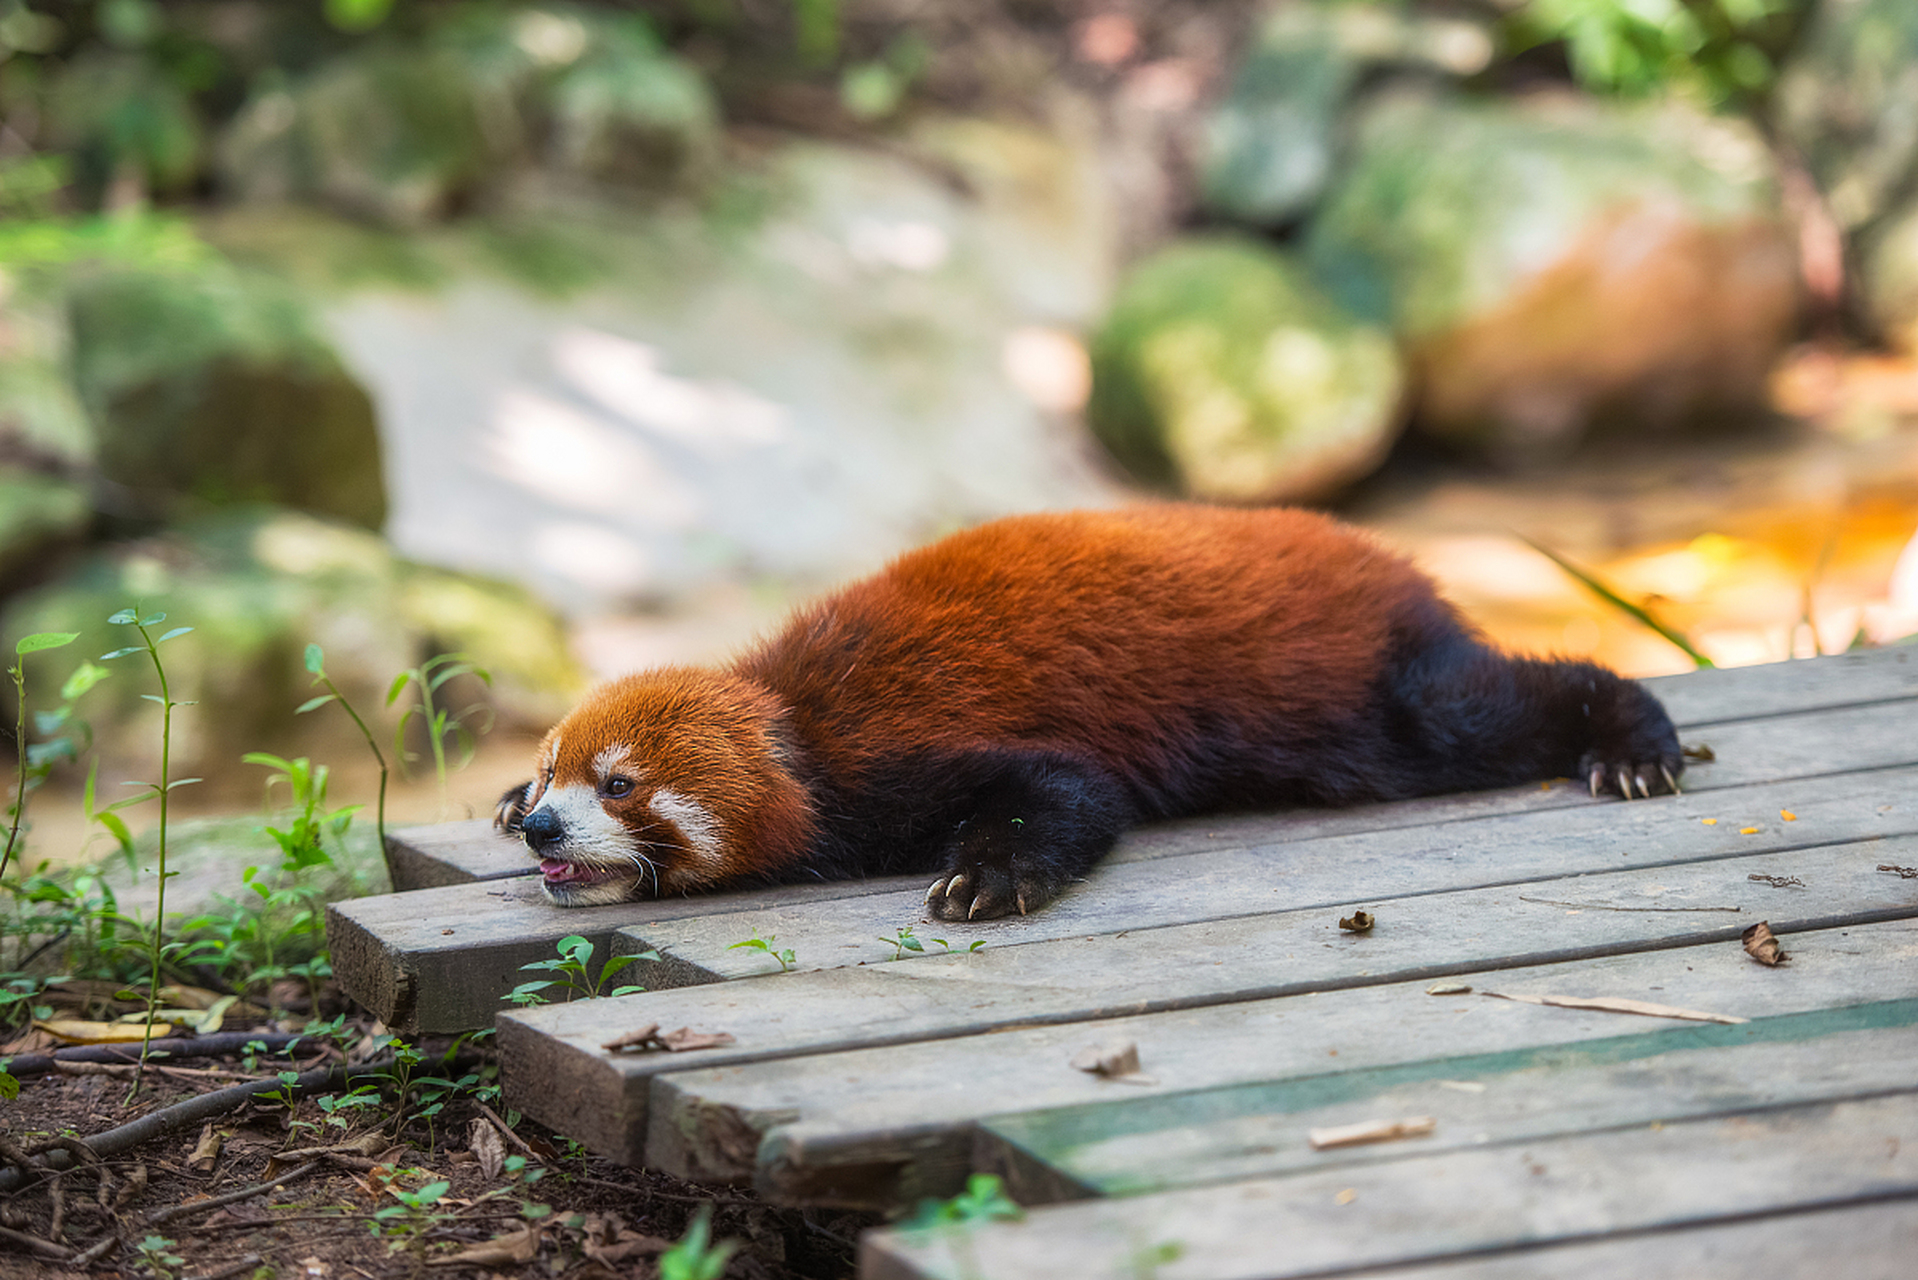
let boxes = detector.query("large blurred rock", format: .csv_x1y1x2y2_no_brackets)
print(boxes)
1862,202,1918,354
1774,0,1918,237
66,262,387,530
0,288,95,591
1088,235,1404,503
0,507,584,791
1200,2,1494,227
217,6,717,224
1308,93,1798,459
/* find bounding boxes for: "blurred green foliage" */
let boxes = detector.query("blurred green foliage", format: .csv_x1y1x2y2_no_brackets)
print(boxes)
1508,0,1811,108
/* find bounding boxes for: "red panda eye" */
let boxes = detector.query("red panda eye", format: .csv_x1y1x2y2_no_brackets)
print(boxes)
603,777,633,798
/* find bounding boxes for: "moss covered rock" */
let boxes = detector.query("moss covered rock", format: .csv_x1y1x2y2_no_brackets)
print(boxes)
66,261,387,530
1308,93,1797,458
0,508,584,791
1089,235,1404,503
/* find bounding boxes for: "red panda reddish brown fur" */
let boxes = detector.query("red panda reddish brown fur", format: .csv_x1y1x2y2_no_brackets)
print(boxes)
500,505,1682,918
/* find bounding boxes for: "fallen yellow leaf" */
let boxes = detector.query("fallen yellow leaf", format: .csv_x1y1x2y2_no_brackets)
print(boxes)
1740,826,1760,835
1701,818,1717,825
1780,810,1797,821
34,1019,180,1045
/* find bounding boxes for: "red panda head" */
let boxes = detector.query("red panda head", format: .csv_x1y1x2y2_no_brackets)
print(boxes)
508,668,815,906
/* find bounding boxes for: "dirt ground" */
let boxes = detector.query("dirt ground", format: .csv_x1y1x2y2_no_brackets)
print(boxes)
0,1006,873,1280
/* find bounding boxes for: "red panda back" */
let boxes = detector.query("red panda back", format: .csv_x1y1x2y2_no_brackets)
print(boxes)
736,505,1437,807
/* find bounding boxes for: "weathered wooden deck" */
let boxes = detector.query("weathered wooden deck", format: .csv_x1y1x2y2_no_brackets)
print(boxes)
329,648,1918,1278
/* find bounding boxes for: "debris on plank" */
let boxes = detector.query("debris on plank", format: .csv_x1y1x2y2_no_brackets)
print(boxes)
1741,921,1789,967
1309,1116,1436,1150
1747,874,1805,889
1426,982,1472,995
1879,863,1918,879
1338,910,1375,933
601,1024,737,1054
1070,1039,1157,1085
1682,743,1715,762
1480,991,1748,1025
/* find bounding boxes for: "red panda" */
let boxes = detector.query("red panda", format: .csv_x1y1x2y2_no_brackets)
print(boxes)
497,505,1682,919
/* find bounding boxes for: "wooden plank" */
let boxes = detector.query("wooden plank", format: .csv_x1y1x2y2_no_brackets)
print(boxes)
325,871,924,1033
384,820,532,891
1246,1200,1918,1280
616,766,1918,985
858,1092,1918,1280
499,838,1918,1169
501,833,1918,1164
636,918,1918,1205
1642,646,1918,726
979,1016,1918,1201
339,696,1918,1028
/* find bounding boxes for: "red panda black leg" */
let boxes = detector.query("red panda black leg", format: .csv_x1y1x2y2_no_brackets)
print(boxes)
924,754,1132,922
1387,627,1683,800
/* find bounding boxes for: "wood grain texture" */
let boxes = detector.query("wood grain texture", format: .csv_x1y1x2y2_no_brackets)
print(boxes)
641,919,1918,1205
861,1092,1918,1279
384,820,533,891
980,1013,1918,1200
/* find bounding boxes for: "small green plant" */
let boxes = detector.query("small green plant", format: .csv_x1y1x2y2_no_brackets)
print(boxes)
900,1173,1024,1233
133,1233,185,1280
369,1172,454,1262
387,652,493,802
316,1085,386,1133
659,1205,740,1280
298,643,392,857
728,932,796,973
1507,0,1804,107
2,631,80,883
98,608,199,1088
878,926,984,960
507,934,655,1007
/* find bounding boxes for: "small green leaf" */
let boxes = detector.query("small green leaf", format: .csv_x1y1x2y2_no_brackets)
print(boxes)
15,631,79,655
304,643,325,674
385,671,411,706
609,984,647,997
100,647,142,661
140,694,168,705
108,609,137,625
165,778,203,790
156,627,193,644
60,661,111,701
139,612,166,627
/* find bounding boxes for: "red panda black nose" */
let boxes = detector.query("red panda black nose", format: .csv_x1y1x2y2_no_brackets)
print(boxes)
521,807,563,852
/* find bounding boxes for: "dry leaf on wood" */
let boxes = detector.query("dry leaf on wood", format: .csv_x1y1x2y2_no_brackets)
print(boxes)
469,1118,505,1180
425,1223,540,1268
1308,1116,1436,1150
601,1024,737,1054
1070,1040,1157,1085
1426,982,1471,995
1747,874,1804,888
1682,743,1715,762
188,1125,223,1174
1481,991,1748,1025
1338,910,1375,933
1879,863,1918,879
1741,921,1788,967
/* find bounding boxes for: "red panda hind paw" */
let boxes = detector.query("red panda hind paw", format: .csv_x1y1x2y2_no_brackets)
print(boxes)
926,868,1018,922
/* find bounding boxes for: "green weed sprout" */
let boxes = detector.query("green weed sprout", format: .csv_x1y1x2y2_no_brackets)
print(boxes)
879,926,984,961
659,1205,740,1280
133,1233,185,1280
508,934,654,1007
298,643,390,856
1520,536,1714,668
2,631,79,883
727,932,796,973
901,1172,1024,1234
388,652,493,807
99,608,199,1088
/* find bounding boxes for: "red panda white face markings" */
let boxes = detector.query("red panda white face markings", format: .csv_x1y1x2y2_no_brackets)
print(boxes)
648,787,726,875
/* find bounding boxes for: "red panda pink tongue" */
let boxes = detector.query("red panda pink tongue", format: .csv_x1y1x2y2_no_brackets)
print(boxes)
540,858,583,881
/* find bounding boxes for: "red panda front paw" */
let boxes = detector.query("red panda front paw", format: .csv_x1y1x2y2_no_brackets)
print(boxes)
1575,747,1683,800
925,860,1058,921
496,781,534,832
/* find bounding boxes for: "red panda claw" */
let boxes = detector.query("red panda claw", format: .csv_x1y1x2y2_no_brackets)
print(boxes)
1661,765,1681,795
1615,767,1633,800
925,878,948,904
946,873,970,901
968,899,987,921
1588,768,1603,799
1634,773,1650,799
1016,894,1028,916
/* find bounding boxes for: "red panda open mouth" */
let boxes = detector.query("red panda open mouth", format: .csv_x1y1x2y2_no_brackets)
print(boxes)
539,858,621,887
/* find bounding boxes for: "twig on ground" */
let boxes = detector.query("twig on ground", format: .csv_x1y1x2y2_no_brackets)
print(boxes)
4,1031,312,1079
0,1223,75,1260
185,1254,266,1280
147,1162,323,1227
73,1232,120,1266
